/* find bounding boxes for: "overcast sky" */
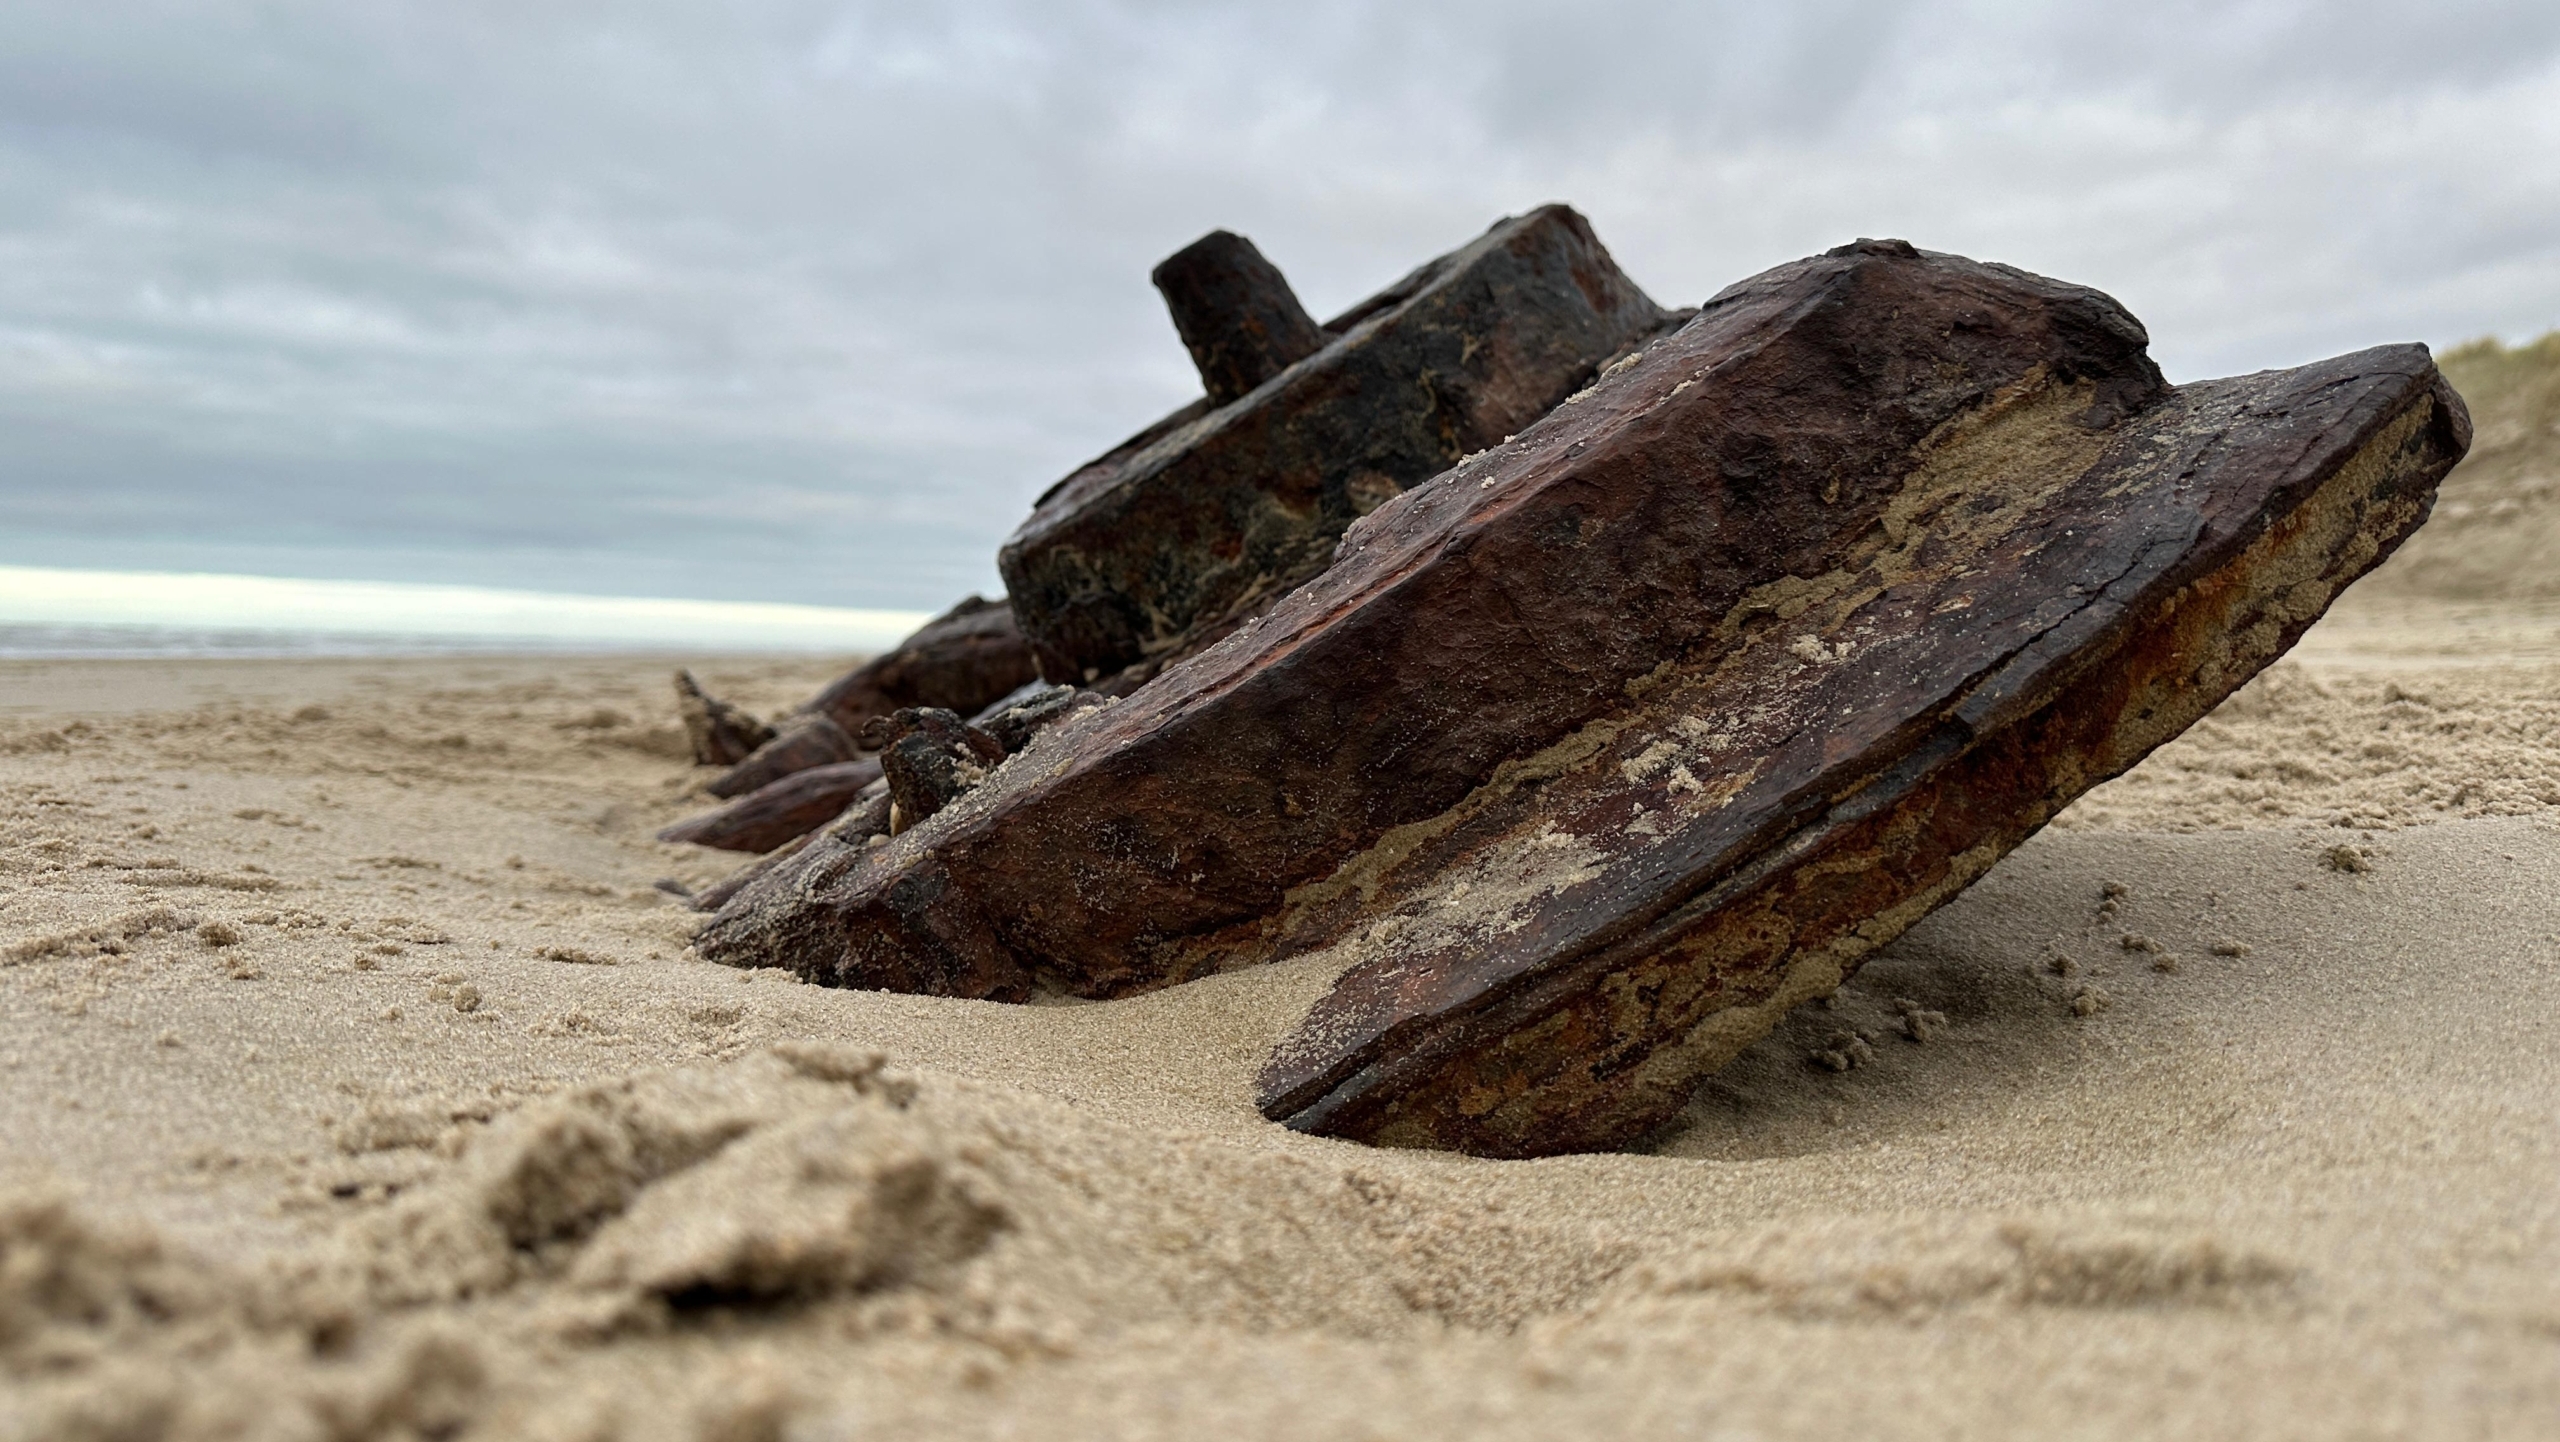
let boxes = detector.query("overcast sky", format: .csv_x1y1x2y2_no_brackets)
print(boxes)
2,1,2554,611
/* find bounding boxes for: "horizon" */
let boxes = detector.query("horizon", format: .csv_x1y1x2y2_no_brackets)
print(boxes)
0,562,931,655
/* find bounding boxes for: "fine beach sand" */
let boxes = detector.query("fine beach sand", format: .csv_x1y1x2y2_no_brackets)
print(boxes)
4,339,2557,1439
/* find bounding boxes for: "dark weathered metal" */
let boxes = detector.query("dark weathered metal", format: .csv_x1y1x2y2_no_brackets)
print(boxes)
673,669,775,768
664,685,1089,861
873,708,1006,832
705,716,856,800
657,758,882,853
694,239,2462,1158
998,205,1678,692
696,241,2183,1001
972,682,1083,754
704,596,1039,797
1256,343,2465,1154
801,595,1039,735
686,684,1098,916
688,783,890,913
1151,231,1328,407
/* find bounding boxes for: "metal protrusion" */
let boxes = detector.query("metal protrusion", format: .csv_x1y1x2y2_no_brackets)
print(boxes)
1151,230,1327,406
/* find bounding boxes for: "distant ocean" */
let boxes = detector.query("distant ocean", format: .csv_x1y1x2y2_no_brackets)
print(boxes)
0,621,725,660
0,566,931,659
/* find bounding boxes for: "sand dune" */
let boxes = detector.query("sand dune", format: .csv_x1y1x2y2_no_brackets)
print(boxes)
2350,334,2560,606
6,343,2559,1438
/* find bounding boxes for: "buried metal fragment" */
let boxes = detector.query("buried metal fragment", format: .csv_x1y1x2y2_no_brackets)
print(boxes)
688,684,1097,923
705,714,858,800
657,759,883,854
998,204,1680,692
697,239,2197,1000
663,688,1083,864
691,245,2467,1162
703,595,1039,798
702,242,2466,1159
866,708,1006,833
673,668,775,768
1253,340,2464,1154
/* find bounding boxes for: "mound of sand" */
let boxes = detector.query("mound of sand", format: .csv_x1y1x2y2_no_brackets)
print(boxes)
4,339,2558,1438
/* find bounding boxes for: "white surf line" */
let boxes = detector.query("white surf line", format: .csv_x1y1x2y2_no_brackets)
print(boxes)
0,565,932,652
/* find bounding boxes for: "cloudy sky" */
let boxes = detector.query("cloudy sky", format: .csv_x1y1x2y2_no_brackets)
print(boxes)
3,1,2555,613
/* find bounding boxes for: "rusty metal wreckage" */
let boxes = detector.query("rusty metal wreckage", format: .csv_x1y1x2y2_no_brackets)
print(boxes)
664,211,2468,1158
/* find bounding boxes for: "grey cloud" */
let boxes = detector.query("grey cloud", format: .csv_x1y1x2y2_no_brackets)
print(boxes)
2021,0,2560,106
0,1,2553,609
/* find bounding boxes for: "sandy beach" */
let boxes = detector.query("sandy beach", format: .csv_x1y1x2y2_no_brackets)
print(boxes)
5,343,2558,1439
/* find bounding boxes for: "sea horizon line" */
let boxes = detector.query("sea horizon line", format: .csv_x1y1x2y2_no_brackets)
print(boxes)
0,564,933,655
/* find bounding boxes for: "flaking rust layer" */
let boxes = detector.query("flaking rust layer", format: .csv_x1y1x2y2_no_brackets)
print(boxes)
997,204,1676,691
697,241,2201,1002
1255,342,2466,1156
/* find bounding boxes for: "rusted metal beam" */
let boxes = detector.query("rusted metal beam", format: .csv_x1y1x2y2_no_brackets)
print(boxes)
998,205,1679,692
688,688,1101,933
698,242,2463,1160
696,240,2185,1001
1254,341,2465,1155
657,758,882,853
704,716,856,800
